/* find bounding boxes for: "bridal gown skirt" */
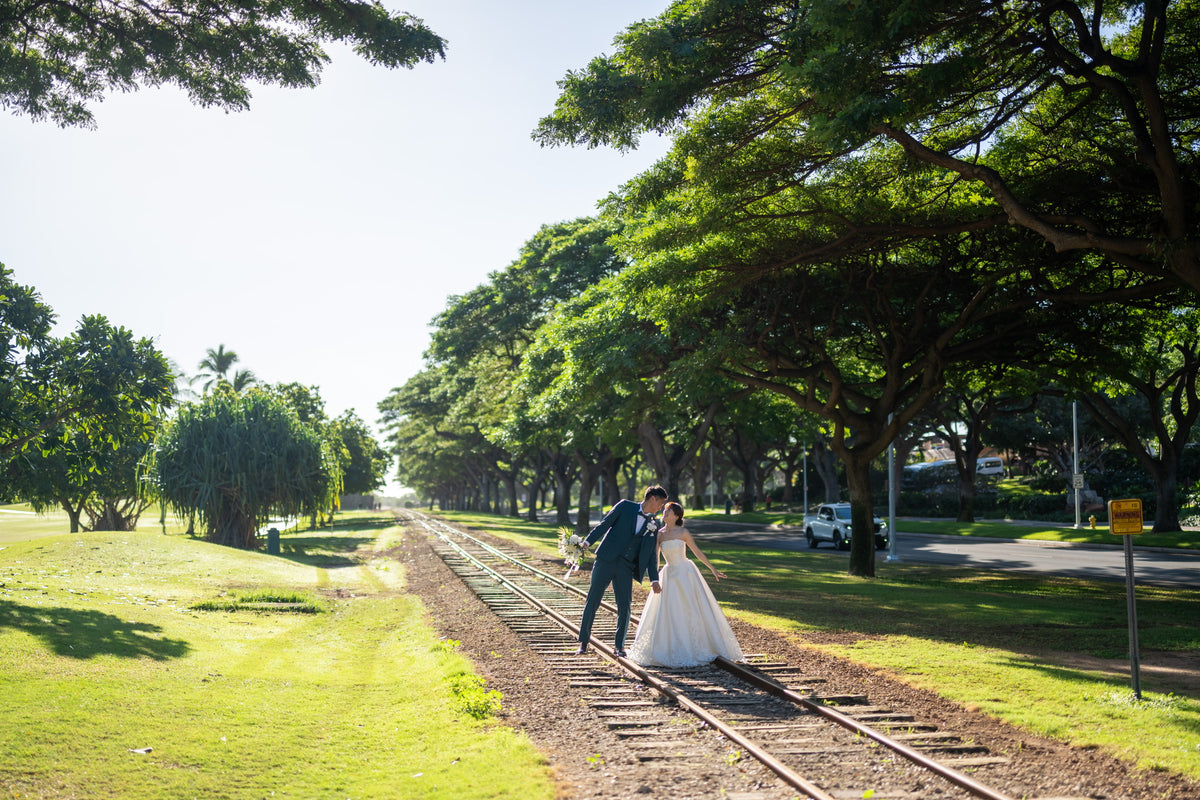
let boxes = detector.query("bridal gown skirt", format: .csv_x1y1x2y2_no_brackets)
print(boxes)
628,540,744,667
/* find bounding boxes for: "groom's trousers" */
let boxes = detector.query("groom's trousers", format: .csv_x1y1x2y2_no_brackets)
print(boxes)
578,550,638,649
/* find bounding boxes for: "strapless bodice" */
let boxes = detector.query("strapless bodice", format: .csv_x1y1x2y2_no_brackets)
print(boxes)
660,538,687,563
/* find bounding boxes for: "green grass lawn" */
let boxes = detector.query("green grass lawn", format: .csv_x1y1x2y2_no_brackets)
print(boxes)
680,506,1200,549
440,509,1200,781
0,503,195,543
0,511,553,800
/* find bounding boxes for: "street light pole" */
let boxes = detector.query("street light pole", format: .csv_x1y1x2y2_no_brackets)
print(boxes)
886,415,899,563
709,446,715,511
1073,401,1082,528
802,441,808,515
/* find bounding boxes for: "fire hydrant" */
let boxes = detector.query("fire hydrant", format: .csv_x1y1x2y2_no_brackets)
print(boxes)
1088,514,1096,529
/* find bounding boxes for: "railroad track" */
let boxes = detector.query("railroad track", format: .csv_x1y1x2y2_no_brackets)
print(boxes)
402,510,1048,800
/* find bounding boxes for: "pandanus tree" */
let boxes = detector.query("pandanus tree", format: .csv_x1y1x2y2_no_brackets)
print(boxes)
152,387,341,549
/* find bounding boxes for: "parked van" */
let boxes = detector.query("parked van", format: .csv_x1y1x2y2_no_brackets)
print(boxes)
903,457,1004,476
976,456,1004,476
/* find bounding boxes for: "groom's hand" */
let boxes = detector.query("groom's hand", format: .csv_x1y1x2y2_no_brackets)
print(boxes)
650,581,662,594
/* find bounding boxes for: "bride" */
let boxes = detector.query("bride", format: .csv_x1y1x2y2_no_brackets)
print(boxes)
628,501,744,667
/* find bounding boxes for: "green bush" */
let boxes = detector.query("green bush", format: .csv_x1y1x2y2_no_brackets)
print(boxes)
1005,491,1068,518
1182,480,1200,527
897,491,958,517
447,672,503,720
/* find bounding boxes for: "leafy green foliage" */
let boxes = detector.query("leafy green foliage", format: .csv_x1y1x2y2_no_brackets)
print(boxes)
1,268,174,529
538,0,1200,293
382,218,635,512
0,0,445,127
152,388,341,549
446,672,503,720
332,410,391,495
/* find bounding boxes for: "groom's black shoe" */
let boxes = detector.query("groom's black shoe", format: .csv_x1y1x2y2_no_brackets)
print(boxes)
573,643,589,656
614,648,627,658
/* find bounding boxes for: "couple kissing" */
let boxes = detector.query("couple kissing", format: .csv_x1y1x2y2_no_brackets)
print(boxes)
574,485,743,668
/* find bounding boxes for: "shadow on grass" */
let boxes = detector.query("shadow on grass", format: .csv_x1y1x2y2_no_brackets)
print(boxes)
0,599,190,660
276,536,374,568
325,514,397,533
693,543,1200,657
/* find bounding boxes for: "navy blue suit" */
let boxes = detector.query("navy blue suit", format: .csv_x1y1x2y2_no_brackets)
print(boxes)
577,499,661,650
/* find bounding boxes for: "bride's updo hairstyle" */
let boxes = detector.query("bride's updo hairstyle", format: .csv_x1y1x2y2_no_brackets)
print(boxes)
665,501,684,521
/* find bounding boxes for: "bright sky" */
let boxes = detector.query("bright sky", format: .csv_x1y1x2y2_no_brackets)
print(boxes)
0,1,671,494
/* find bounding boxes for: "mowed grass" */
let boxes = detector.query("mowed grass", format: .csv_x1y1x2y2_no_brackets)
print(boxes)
0,503,194,543
684,508,1200,550
439,509,1200,780
0,511,553,800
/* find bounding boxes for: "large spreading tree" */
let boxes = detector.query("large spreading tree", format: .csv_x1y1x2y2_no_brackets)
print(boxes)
536,0,1200,296
1,267,174,471
531,0,1199,575
333,410,391,496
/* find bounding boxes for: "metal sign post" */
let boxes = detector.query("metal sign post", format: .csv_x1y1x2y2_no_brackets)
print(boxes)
1108,498,1143,699
886,418,899,563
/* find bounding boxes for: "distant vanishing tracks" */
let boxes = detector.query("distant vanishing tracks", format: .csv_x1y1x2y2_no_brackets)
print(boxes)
403,510,1038,800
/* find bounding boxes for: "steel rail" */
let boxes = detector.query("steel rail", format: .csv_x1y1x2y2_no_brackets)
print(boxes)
714,657,1019,800
418,518,837,800
414,512,1018,800
413,512,638,621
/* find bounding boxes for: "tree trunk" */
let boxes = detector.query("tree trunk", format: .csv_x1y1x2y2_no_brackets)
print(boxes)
689,449,711,510
779,458,797,504
811,437,841,503
58,497,84,534
739,463,757,513
1150,460,1182,533
525,454,547,522
1080,389,1192,534
575,456,598,535
955,457,981,523
602,459,622,509
211,497,257,549
843,453,877,578
502,474,520,518
551,452,575,526
87,498,141,531
637,403,720,500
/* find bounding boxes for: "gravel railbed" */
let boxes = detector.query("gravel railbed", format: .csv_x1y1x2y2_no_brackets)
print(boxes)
392,520,1200,800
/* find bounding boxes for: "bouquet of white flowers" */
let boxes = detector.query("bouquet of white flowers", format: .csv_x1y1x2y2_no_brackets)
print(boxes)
557,526,589,579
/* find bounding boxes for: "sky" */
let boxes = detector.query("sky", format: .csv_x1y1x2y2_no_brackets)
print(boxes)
0,1,673,494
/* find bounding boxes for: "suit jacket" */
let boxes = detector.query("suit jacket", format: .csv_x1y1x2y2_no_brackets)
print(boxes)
585,499,661,584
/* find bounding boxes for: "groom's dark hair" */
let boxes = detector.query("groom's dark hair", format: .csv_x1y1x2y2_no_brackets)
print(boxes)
643,485,668,501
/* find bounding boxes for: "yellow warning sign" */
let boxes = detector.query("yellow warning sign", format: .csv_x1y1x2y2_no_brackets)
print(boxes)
1108,499,1144,535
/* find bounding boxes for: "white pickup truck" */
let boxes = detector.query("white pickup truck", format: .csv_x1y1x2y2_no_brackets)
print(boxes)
804,503,889,550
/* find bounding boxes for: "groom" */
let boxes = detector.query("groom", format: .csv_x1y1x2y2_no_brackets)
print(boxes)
574,485,668,657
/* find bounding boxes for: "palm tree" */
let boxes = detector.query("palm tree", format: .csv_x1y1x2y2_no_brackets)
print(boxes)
197,344,240,393
230,369,258,392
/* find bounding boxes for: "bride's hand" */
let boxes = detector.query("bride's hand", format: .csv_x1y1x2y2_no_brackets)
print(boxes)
711,569,726,581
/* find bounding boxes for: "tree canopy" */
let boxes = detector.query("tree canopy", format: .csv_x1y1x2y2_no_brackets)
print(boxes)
536,0,1200,295
1,0,445,127
1,266,174,466
524,0,1200,574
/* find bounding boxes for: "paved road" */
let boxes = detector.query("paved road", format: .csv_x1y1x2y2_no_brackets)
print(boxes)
685,519,1200,588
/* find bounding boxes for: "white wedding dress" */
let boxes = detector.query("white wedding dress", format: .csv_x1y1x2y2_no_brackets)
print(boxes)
628,539,744,667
